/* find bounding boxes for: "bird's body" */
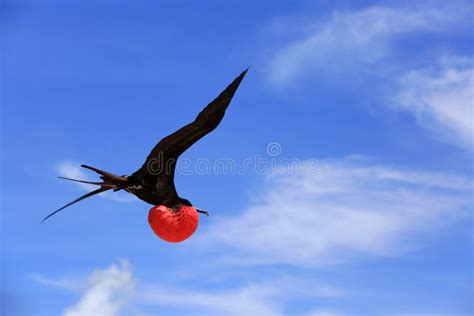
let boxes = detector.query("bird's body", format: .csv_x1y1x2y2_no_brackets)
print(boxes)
43,69,248,242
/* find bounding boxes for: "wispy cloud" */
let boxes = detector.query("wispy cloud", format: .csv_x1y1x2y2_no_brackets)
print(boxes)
393,56,473,150
30,274,84,292
203,159,472,266
142,283,279,316
266,4,464,87
264,3,473,150
35,261,342,316
57,161,136,203
141,275,343,316
308,309,345,316
62,260,135,316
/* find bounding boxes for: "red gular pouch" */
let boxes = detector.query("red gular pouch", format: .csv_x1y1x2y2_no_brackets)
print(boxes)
148,205,199,243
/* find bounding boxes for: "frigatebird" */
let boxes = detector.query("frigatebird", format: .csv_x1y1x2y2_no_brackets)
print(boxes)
43,69,248,242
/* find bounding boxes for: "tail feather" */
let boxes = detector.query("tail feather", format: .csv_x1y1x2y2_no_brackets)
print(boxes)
42,187,111,222
43,165,129,222
81,165,128,183
57,176,103,185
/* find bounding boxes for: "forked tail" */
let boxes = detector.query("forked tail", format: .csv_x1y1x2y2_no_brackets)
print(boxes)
42,165,128,222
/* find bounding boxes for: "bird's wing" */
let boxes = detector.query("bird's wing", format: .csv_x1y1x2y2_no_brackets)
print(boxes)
131,69,248,199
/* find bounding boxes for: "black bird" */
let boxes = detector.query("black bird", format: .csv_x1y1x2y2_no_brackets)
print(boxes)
43,69,248,241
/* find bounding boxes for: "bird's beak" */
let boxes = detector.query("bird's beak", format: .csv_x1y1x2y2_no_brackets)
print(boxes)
197,209,209,216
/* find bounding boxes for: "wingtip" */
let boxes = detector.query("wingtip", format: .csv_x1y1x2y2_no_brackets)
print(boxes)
231,67,249,86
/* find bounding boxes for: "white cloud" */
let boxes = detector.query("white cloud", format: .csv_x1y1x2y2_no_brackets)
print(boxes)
142,276,343,316
57,161,135,202
203,159,472,266
30,274,83,291
264,4,473,150
394,56,473,150
63,260,135,316
266,5,462,86
35,263,342,316
143,284,279,316
308,309,345,316
34,265,341,316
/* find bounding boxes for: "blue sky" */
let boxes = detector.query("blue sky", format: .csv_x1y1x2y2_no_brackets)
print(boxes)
1,0,473,315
